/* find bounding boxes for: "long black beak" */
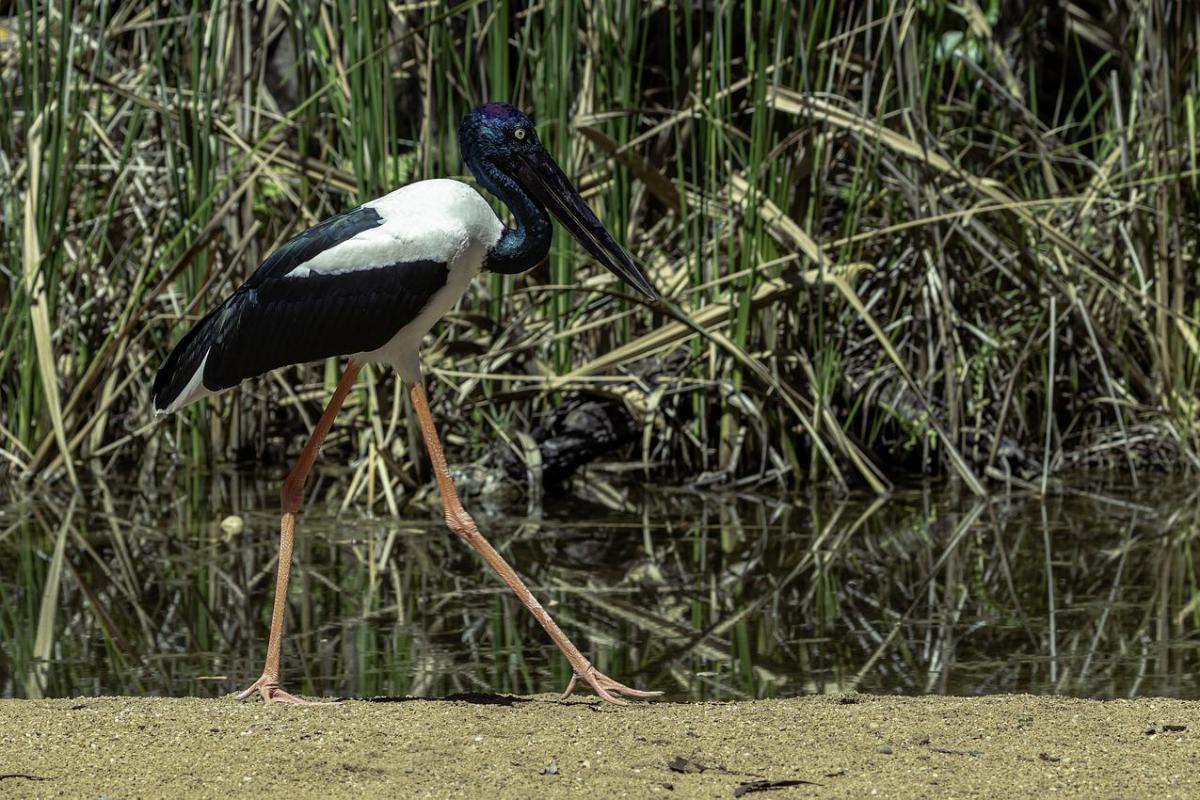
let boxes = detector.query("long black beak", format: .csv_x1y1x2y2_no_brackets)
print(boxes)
513,148,657,300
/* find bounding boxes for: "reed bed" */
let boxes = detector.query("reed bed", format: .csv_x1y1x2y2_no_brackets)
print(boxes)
2,1,1199,495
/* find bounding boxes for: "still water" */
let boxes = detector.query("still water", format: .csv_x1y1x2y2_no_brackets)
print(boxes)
2,471,1198,701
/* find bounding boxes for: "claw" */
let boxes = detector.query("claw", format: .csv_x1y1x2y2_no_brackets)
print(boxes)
235,674,340,706
561,665,662,706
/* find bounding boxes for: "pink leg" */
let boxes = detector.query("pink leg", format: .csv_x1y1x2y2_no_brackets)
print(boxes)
408,381,660,705
236,362,362,705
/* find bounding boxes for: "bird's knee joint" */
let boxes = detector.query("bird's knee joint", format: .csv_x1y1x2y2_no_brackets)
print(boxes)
444,508,476,539
281,478,304,514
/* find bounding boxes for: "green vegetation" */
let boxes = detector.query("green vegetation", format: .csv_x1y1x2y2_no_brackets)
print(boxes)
2,1,1198,492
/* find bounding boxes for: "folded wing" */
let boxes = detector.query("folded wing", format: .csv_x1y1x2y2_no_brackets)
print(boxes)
153,202,452,414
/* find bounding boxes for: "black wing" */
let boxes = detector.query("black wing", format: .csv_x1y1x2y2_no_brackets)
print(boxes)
153,259,447,411
244,204,386,287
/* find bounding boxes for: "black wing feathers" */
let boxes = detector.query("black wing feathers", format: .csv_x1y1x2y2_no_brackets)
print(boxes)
200,260,447,392
153,200,449,412
243,205,385,287
151,303,224,410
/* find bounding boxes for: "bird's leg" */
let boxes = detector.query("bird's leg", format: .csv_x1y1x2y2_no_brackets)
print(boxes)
407,381,660,705
236,361,362,705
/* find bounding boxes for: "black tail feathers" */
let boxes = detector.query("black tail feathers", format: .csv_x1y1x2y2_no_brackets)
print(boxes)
152,306,221,413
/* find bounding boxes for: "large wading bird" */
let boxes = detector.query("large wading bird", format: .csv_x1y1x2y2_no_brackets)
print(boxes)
152,103,660,706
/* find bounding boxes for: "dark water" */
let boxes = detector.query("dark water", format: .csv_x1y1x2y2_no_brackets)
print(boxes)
2,471,1198,701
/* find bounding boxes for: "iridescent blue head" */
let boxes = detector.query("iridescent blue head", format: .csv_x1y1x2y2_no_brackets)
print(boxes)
457,102,656,299
457,102,540,163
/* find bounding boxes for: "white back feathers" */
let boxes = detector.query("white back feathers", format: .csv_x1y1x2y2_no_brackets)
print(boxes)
283,180,503,279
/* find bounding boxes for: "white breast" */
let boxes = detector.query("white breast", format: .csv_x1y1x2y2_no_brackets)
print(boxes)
342,179,504,382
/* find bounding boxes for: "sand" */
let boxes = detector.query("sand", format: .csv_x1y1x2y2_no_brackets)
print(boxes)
0,693,1196,798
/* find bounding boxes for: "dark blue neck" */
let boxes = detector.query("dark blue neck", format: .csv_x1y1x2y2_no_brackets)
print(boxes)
466,156,552,275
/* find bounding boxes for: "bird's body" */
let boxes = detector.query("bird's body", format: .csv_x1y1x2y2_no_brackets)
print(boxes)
154,179,503,413
154,102,659,706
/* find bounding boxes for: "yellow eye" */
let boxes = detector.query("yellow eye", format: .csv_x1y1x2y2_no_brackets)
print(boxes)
513,128,527,140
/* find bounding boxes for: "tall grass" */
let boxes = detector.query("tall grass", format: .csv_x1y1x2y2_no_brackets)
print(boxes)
2,1,1199,493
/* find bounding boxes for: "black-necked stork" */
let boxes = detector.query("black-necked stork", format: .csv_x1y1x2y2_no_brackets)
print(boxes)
152,103,659,706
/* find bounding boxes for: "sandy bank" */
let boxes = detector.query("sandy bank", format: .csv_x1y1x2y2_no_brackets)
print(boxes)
0,693,1196,798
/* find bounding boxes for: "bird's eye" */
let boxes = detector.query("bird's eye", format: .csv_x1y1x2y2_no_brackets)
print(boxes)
512,128,527,141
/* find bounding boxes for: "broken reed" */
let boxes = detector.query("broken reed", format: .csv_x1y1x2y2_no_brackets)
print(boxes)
2,1,1199,495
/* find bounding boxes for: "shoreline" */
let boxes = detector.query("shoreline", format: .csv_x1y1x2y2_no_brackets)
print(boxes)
1,693,1196,798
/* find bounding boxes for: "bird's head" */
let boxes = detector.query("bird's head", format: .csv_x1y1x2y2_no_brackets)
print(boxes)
458,102,656,300
458,102,542,163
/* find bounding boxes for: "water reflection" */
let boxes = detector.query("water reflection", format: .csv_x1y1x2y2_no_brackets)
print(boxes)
2,472,1198,700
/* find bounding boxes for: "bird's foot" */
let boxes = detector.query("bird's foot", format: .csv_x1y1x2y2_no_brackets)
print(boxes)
560,665,662,706
234,674,340,706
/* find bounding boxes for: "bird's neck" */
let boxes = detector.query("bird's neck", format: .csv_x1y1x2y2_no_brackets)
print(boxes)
467,157,552,275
